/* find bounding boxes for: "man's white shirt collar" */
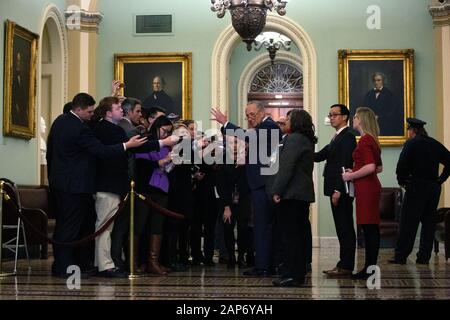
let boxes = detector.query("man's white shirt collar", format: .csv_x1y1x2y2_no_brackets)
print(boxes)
335,126,348,136
70,110,83,122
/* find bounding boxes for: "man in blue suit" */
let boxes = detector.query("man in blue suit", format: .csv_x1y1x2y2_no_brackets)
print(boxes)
211,102,281,276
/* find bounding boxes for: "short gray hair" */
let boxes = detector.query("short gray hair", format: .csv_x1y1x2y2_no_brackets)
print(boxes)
247,100,265,111
121,97,142,116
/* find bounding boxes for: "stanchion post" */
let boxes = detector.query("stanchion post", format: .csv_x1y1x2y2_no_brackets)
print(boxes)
128,181,139,279
0,181,15,277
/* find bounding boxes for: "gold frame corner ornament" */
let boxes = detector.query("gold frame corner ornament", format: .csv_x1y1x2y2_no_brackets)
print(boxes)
338,49,415,147
3,20,39,140
114,52,193,120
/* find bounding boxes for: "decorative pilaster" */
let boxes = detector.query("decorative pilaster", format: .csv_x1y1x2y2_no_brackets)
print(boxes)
429,0,450,206
429,0,450,27
64,4,103,99
64,8,103,33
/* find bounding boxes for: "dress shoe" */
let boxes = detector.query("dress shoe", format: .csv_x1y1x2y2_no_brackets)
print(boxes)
351,269,370,280
54,272,90,279
191,255,206,266
272,277,304,287
169,263,189,272
243,268,271,277
83,267,99,277
388,258,406,265
416,259,429,265
219,257,228,264
204,259,216,267
97,268,128,278
323,267,352,277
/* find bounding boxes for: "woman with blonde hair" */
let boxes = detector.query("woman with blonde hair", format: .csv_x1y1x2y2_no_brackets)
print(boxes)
342,107,382,279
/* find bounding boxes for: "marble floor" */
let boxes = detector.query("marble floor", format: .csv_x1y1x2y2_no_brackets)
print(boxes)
0,248,449,300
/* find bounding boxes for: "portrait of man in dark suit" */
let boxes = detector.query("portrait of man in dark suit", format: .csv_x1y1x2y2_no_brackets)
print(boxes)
11,44,30,127
142,75,175,114
122,62,181,116
362,72,403,136
347,59,405,138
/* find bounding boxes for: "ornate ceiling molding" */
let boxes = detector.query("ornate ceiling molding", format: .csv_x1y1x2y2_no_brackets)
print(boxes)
429,1,450,27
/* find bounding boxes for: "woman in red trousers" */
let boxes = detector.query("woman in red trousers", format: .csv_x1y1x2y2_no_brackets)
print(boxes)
342,107,382,279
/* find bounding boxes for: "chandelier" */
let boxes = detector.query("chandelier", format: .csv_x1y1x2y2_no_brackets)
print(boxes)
211,0,288,51
254,32,291,65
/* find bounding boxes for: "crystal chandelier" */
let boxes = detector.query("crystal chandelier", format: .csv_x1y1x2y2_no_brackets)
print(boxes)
211,0,288,51
254,32,291,65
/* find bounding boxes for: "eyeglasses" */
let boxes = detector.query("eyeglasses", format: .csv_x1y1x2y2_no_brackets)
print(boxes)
328,113,343,118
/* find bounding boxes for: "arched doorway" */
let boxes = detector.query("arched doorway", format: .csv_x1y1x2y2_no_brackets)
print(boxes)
211,15,320,246
37,5,68,185
238,51,303,126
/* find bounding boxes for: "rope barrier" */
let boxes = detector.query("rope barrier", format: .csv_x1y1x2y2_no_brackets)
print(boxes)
135,192,185,220
2,191,129,247
1,182,184,248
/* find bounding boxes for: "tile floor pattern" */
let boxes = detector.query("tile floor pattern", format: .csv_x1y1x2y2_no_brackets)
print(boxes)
0,248,449,300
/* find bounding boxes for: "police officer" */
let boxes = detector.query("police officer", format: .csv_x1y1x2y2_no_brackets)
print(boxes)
389,118,450,265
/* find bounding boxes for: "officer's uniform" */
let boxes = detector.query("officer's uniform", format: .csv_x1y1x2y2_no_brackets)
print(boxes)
391,118,450,264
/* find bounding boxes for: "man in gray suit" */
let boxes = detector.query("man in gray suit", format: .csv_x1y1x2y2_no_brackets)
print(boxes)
118,98,144,137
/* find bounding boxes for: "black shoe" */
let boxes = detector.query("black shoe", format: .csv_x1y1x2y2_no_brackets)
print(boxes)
351,269,370,280
204,259,215,267
416,259,429,265
227,256,236,269
243,268,270,277
83,267,99,277
170,263,189,272
269,266,280,276
191,255,206,266
54,272,90,279
388,258,406,265
272,277,304,287
97,268,128,278
219,257,228,264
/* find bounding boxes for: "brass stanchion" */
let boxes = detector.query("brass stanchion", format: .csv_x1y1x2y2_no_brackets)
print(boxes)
0,181,15,277
128,181,141,279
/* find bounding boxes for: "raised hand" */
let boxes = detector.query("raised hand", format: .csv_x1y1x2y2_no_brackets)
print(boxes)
125,135,147,149
210,107,228,125
111,80,123,97
161,135,181,147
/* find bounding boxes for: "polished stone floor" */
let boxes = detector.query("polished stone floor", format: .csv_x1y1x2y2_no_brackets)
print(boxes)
0,248,449,300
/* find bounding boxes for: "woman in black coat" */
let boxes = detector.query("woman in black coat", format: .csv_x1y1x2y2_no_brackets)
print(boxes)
269,109,317,287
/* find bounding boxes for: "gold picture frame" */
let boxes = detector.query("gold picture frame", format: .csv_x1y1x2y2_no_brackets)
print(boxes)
114,52,192,119
3,20,39,139
338,49,414,146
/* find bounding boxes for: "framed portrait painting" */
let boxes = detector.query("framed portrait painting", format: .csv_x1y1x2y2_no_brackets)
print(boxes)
338,49,415,146
114,52,192,119
3,20,39,139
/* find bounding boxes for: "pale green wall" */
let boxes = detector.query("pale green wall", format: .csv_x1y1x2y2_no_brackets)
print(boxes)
101,0,436,237
0,0,66,185
0,0,435,237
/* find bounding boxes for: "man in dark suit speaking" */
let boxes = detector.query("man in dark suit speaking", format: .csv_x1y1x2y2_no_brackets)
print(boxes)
363,72,403,136
47,93,177,278
211,102,281,276
315,104,356,277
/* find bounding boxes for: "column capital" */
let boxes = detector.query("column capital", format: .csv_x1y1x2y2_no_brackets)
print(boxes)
429,0,450,27
64,8,104,33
